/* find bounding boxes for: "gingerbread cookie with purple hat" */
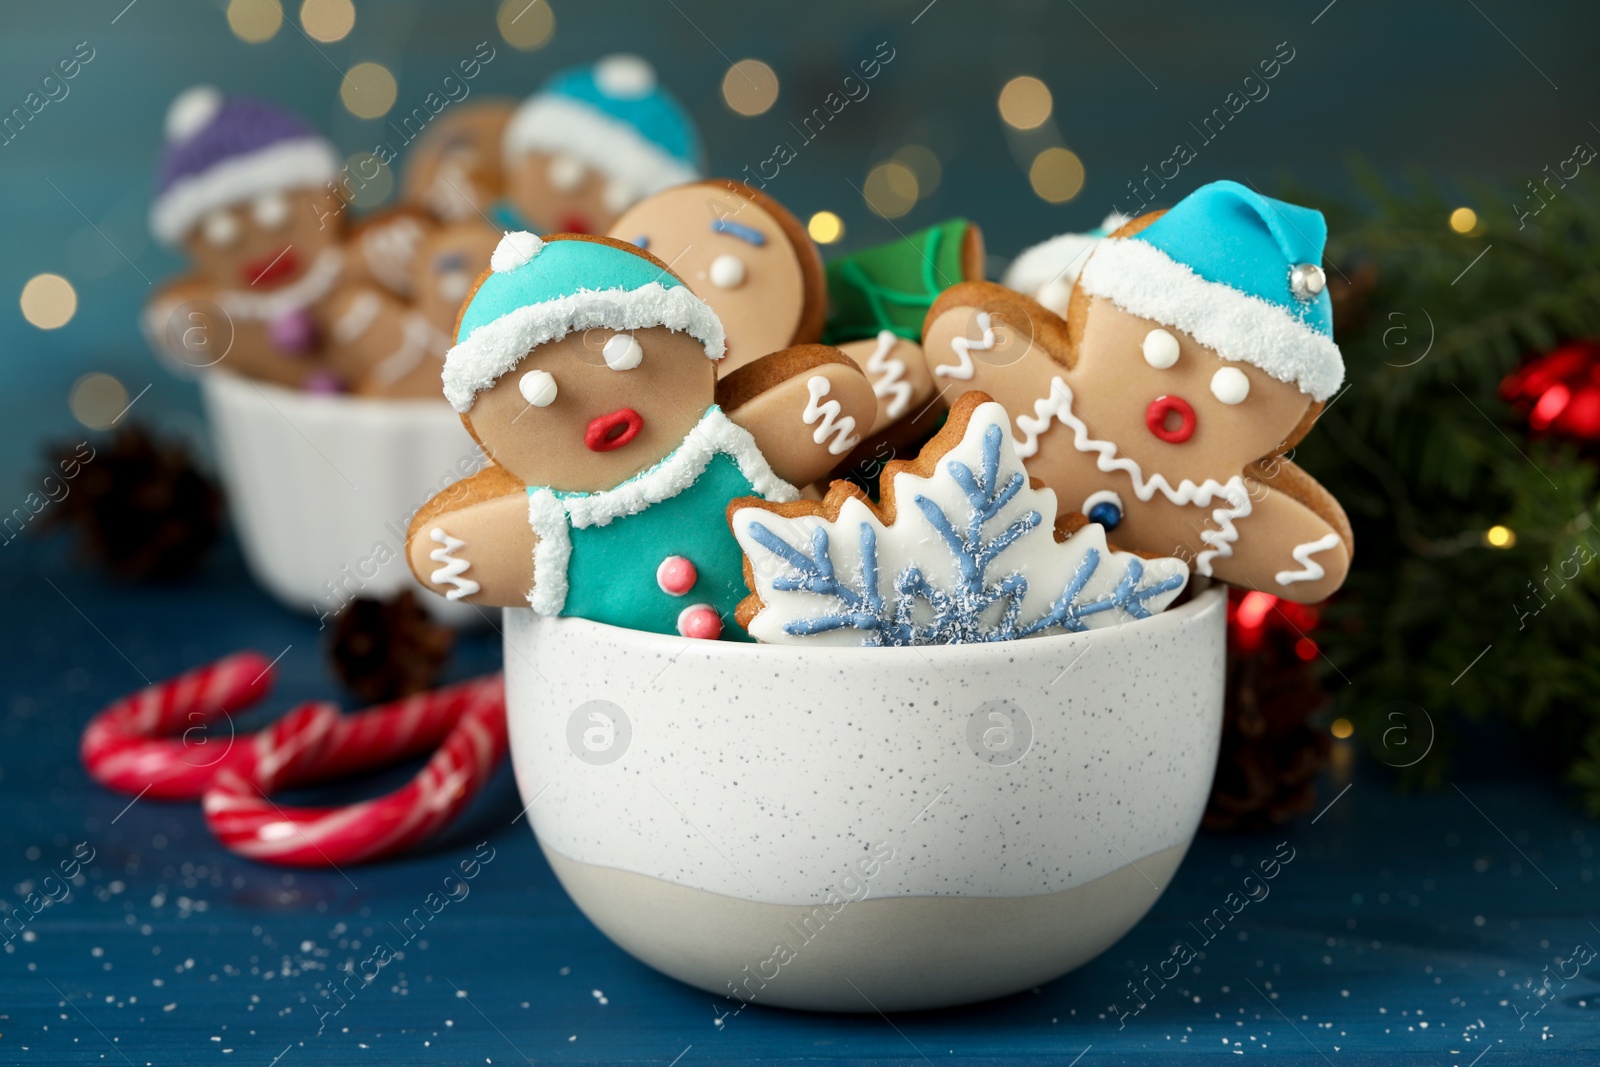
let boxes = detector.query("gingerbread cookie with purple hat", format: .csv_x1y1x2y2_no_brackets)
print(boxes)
922,180,1352,603
405,232,875,639
142,86,409,393
496,56,702,236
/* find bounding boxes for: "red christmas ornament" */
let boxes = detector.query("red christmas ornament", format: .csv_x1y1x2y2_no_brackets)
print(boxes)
1227,589,1321,657
1500,339,1600,442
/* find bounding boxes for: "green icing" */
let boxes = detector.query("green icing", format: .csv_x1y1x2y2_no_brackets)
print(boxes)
823,218,976,344
541,453,759,641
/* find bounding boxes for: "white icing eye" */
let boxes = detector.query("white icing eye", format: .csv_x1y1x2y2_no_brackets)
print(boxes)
709,253,746,289
519,369,557,407
201,210,239,247
252,191,289,230
1211,366,1251,405
1142,328,1179,369
602,332,643,371
548,154,585,191
438,270,471,302
602,179,635,213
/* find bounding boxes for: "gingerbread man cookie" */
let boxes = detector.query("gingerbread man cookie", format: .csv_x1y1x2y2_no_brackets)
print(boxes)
609,180,936,442
400,98,516,224
405,233,875,640
497,56,701,235
922,181,1352,603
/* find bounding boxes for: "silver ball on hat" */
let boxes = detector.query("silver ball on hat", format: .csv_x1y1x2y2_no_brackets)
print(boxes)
1289,263,1327,301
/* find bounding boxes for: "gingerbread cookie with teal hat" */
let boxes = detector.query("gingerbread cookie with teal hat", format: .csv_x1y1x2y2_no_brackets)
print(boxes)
496,55,702,236
405,232,875,638
922,180,1352,603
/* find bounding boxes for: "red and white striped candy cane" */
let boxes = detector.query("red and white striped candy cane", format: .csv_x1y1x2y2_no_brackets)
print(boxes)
202,677,506,866
81,652,507,866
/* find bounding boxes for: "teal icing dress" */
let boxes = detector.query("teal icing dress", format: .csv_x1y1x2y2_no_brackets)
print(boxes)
525,407,797,641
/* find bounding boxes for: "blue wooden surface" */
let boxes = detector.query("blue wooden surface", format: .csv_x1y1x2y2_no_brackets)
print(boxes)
2,532,1597,1066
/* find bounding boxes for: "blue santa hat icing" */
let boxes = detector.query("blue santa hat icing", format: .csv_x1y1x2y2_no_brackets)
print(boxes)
502,55,702,210
441,232,724,413
1076,181,1344,401
150,86,339,247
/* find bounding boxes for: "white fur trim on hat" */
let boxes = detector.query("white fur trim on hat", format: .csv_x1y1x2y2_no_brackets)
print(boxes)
502,95,698,200
1076,237,1344,401
150,137,340,246
442,283,726,412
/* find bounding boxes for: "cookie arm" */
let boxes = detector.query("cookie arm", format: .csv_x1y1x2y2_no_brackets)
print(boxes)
832,333,935,435
405,464,537,608
920,281,1073,416
1210,458,1353,604
717,344,878,487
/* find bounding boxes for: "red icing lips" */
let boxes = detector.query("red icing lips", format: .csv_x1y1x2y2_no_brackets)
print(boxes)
584,408,644,452
240,246,300,288
1146,395,1197,443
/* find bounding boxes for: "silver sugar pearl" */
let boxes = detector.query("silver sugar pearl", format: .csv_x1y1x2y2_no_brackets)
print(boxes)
1290,263,1327,300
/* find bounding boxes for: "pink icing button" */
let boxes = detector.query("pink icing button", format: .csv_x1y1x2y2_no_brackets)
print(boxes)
677,604,722,641
656,555,697,596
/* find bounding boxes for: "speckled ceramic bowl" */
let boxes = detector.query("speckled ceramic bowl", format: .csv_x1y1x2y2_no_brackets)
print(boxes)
202,371,484,625
504,584,1227,1012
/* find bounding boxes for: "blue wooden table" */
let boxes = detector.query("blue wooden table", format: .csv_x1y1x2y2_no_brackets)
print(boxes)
2,533,1596,1065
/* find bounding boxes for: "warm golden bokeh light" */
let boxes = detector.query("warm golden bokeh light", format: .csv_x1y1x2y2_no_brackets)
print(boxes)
226,0,284,43
998,75,1052,130
497,0,556,51
722,59,780,117
1029,147,1085,203
1485,524,1516,548
341,62,399,119
893,144,942,198
1330,718,1354,740
20,273,77,330
69,373,130,430
300,0,356,43
863,162,918,219
807,211,845,244
1449,206,1478,234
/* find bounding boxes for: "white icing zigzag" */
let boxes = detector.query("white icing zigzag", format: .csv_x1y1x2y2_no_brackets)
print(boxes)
1012,375,1253,577
429,528,480,601
802,375,862,456
216,248,343,322
934,311,994,381
864,330,912,420
1275,532,1342,587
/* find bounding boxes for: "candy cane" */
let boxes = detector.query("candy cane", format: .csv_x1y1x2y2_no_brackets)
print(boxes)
81,652,506,866
202,678,505,867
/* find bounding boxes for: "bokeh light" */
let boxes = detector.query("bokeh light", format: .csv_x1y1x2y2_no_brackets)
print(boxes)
300,0,355,43
498,0,556,51
722,59,779,117
807,211,844,244
863,162,918,219
20,273,77,330
998,75,1052,130
1029,147,1085,204
1330,718,1354,740
343,152,394,209
1485,524,1516,548
1449,206,1478,234
341,62,398,119
893,145,942,198
226,0,283,43
69,373,130,430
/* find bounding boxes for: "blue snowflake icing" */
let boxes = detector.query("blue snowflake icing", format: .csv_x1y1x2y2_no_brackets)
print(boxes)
743,423,1187,646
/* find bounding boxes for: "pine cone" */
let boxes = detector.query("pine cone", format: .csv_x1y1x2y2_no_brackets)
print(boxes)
327,590,454,704
36,423,223,580
1204,594,1333,832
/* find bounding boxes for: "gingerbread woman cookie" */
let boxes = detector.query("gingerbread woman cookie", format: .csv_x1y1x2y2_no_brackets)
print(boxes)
497,56,701,235
922,181,1352,603
404,233,875,639
400,98,516,224
608,180,937,442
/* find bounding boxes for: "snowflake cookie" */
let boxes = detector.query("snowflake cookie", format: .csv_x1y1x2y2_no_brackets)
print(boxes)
728,391,1190,646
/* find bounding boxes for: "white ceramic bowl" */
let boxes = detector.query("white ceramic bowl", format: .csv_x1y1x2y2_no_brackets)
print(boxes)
201,371,484,625
504,585,1226,1012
